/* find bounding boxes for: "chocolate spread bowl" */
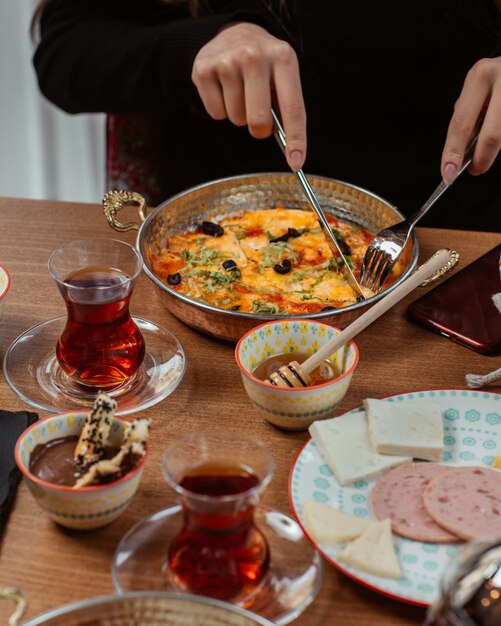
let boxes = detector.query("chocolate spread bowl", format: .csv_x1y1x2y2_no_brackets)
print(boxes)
14,411,148,530
103,173,419,342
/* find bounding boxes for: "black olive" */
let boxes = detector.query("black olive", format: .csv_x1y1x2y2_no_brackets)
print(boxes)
270,228,301,243
167,273,181,286
201,221,224,237
337,239,352,256
222,259,237,270
321,306,336,312
229,305,241,311
273,259,292,274
356,295,365,303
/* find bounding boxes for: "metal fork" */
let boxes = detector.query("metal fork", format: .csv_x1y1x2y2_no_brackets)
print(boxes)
359,133,479,292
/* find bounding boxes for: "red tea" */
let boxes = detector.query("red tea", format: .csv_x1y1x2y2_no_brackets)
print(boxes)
167,461,270,602
56,265,145,388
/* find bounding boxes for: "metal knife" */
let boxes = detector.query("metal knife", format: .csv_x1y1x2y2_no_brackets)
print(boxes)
271,109,366,301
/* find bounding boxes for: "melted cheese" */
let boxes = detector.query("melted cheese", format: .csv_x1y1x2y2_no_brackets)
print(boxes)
148,208,400,314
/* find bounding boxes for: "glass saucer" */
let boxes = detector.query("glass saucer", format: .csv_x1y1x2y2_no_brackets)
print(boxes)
3,316,186,415
112,505,323,625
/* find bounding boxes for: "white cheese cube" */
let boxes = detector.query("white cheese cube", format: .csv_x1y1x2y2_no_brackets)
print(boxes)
364,398,444,462
309,411,412,486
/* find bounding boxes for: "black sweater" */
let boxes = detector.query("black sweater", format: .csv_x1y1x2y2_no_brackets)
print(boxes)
34,0,501,231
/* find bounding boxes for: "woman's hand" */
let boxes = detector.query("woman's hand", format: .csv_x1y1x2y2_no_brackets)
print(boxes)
192,22,307,171
442,57,501,183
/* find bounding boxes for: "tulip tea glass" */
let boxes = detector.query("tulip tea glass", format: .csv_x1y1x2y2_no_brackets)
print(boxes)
161,432,275,605
424,537,501,626
48,238,144,389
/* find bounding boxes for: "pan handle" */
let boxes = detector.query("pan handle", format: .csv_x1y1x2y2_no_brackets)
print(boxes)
419,248,460,286
0,586,27,626
102,190,149,232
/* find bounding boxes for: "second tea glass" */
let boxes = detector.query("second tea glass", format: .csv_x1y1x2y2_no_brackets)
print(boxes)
161,431,275,605
48,238,145,389
424,537,501,626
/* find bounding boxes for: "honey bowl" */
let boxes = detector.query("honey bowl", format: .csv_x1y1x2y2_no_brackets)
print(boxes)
235,319,359,430
15,411,148,530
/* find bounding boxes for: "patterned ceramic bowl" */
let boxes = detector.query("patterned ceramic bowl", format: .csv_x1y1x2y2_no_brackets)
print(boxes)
0,264,10,321
235,320,359,430
15,412,147,530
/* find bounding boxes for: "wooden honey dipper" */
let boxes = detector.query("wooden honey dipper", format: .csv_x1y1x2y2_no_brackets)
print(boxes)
267,248,458,387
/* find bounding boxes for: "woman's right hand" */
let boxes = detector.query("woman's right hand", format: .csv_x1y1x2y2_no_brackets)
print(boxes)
441,57,501,184
192,21,307,171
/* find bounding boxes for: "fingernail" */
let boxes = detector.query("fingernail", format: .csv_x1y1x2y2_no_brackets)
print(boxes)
290,150,303,172
443,162,458,185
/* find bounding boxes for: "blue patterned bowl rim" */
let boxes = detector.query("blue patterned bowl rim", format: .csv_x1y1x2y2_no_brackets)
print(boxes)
0,264,10,300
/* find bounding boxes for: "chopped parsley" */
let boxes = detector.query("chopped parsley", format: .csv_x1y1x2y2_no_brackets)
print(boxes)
261,241,298,267
183,268,240,294
181,248,225,267
252,300,282,315
328,257,341,271
292,269,306,281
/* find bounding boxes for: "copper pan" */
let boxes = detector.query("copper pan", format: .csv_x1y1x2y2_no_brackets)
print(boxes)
103,173,420,342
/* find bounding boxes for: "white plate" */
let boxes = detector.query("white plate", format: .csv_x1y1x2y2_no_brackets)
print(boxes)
288,389,501,606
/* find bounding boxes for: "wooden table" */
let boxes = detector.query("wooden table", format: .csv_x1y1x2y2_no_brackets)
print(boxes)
0,197,499,625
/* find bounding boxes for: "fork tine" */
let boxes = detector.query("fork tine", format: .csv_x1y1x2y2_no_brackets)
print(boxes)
359,244,378,286
366,251,390,291
361,247,386,290
372,254,396,292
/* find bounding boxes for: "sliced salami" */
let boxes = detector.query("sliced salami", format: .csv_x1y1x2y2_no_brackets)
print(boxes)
370,462,459,543
423,466,501,541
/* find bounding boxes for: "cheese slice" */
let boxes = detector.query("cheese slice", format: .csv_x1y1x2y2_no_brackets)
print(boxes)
302,500,375,544
364,398,444,462
309,411,411,486
337,518,401,579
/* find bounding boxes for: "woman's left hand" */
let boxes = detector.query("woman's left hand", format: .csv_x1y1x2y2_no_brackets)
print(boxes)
441,57,501,183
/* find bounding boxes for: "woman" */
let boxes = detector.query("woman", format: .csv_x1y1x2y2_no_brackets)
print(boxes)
32,1,501,231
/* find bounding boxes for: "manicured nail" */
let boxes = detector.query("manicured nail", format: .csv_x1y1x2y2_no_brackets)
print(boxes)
443,162,458,185
290,150,303,172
